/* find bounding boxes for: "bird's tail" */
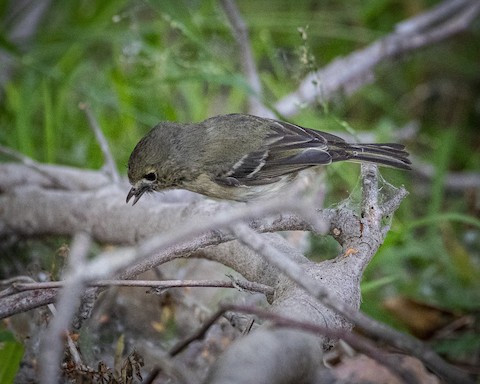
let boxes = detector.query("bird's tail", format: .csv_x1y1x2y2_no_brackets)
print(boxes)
333,143,412,170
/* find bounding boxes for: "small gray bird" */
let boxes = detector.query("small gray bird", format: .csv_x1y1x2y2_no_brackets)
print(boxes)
126,114,411,205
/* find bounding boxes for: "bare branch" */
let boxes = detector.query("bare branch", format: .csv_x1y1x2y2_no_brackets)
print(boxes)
8,278,274,296
0,171,328,318
0,145,71,190
0,190,326,319
361,164,381,225
39,232,92,384
0,162,112,192
79,102,121,183
381,187,409,217
0,289,58,319
0,163,329,244
415,159,480,191
220,0,273,117
396,0,474,33
275,0,480,117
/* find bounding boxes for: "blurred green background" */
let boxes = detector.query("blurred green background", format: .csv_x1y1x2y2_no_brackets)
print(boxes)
1,0,479,366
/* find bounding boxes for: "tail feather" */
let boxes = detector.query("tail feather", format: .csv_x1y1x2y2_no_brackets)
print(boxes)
332,143,412,170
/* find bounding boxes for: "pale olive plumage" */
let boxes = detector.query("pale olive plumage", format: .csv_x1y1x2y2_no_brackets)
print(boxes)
127,114,411,204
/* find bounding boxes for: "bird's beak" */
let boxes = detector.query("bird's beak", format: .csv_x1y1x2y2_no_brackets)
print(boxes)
126,184,150,206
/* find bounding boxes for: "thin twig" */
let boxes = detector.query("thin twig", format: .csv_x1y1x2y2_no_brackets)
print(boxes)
79,102,121,183
47,304,83,367
142,358,195,384
9,278,274,296
0,144,71,189
381,187,409,217
220,0,273,117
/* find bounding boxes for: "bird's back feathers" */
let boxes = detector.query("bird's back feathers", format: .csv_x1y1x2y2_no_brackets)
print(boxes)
213,114,411,188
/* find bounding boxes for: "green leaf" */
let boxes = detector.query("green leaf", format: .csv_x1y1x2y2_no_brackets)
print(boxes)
0,341,24,384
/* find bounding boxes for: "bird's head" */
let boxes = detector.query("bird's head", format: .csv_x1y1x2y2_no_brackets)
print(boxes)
126,123,182,205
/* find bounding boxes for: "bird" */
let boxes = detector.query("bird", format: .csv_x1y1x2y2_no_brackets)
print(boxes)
126,113,411,205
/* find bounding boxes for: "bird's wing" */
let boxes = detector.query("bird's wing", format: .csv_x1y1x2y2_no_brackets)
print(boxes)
215,118,344,186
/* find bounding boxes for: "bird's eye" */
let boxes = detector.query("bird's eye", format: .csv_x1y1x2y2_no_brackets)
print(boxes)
144,172,156,181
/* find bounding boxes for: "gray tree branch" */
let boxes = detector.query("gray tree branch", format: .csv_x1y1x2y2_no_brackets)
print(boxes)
1,160,470,383
274,0,480,117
